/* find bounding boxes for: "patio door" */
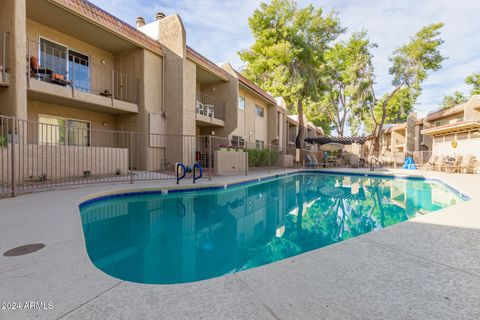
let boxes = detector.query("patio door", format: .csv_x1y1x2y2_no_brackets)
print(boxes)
117,57,135,101
68,50,90,92
39,38,67,79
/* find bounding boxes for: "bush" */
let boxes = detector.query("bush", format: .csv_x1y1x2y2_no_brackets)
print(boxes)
0,134,6,148
247,148,279,167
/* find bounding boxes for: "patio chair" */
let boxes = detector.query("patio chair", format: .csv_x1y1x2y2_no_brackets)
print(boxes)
196,101,205,115
444,155,463,173
433,156,445,171
205,105,215,118
305,154,322,168
423,155,437,170
459,154,472,173
466,155,478,174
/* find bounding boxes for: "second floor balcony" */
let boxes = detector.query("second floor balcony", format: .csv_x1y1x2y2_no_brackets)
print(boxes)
26,38,138,114
195,91,225,127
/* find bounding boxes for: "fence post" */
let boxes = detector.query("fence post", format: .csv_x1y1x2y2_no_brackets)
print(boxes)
111,70,115,106
129,131,133,184
208,135,212,181
268,143,271,173
245,142,248,176
10,116,15,197
71,63,75,97
26,38,30,88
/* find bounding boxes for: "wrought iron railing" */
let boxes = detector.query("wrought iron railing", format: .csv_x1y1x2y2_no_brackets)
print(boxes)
195,91,225,120
26,39,138,104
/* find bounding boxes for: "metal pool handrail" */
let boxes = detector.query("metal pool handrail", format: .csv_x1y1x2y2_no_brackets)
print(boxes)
193,163,203,184
176,163,186,184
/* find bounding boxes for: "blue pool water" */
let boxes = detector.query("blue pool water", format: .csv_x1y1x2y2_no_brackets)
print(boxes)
79,173,464,284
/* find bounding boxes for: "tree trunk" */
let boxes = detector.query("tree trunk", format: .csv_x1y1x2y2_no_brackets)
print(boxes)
295,100,305,149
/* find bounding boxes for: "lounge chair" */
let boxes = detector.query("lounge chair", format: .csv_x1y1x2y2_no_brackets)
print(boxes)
433,156,445,171
465,155,478,174
305,154,322,168
444,155,463,173
421,155,437,170
459,154,472,173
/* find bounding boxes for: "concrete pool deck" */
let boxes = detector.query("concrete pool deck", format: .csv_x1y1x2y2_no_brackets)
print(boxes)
1,168,480,320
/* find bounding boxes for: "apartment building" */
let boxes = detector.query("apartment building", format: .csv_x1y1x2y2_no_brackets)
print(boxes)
374,95,480,163
1,0,166,176
377,113,416,155
0,0,322,182
420,95,480,158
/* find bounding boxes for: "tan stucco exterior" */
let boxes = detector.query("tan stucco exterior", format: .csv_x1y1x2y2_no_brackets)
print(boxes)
0,0,323,179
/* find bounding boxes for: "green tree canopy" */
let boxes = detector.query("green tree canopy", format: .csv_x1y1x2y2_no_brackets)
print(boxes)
319,31,375,137
365,23,445,152
239,0,342,147
437,72,479,110
361,87,417,133
305,102,332,135
465,72,480,95
439,91,468,110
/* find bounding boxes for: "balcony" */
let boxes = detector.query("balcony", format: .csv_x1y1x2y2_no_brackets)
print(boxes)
0,30,8,86
26,39,138,114
195,91,225,127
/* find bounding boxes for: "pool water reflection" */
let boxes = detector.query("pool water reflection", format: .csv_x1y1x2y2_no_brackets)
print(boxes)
79,173,463,284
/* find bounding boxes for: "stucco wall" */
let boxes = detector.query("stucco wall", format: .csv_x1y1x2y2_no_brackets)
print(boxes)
0,0,27,119
232,87,268,145
214,150,246,175
0,143,129,183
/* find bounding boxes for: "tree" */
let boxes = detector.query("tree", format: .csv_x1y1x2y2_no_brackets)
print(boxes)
366,23,445,154
437,72,479,110
465,72,480,95
239,0,342,148
363,87,418,133
305,102,332,135
439,91,468,110
319,31,375,137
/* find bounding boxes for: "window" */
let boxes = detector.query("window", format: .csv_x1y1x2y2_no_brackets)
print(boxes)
238,97,245,111
69,50,90,92
39,116,90,146
38,116,65,145
67,119,90,146
231,135,245,148
456,116,464,123
255,105,264,118
39,38,90,91
256,140,264,150
40,38,67,79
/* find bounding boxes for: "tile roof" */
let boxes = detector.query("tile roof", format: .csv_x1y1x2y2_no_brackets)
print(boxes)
236,72,277,105
425,103,466,122
50,0,163,55
186,46,230,81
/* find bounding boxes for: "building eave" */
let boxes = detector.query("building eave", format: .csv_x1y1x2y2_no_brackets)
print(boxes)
421,121,480,136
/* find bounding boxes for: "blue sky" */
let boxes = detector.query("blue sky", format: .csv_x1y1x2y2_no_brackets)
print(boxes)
90,0,480,118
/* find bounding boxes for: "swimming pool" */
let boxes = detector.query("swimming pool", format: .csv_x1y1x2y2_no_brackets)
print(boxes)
79,172,465,284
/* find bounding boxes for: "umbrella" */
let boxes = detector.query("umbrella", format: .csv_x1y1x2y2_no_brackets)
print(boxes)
320,143,345,152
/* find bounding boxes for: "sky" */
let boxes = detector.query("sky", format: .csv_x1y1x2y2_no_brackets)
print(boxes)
90,0,480,118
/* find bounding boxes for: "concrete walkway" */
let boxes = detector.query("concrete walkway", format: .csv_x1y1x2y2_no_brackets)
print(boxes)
1,169,480,320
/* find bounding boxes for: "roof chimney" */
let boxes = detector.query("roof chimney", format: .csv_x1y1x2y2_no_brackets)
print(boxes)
136,17,145,28
155,12,166,20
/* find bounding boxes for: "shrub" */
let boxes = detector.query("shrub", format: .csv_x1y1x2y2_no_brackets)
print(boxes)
247,148,279,167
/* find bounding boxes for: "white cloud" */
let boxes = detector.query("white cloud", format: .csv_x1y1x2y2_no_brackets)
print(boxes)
90,0,480,115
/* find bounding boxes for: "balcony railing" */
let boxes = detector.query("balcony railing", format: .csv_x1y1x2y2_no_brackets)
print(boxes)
195,91,225,120
0,30,8,83
26,39,138,104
